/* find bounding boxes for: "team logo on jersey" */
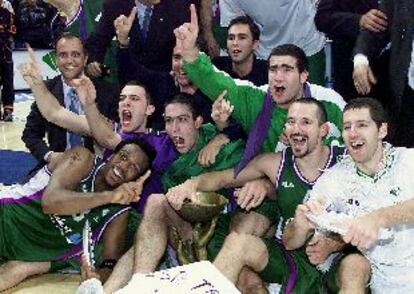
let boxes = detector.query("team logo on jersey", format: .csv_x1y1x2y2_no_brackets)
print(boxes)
281,181,295,188
389,187,401,197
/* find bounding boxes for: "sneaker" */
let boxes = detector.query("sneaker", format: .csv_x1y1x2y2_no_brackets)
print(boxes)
2,109,13,122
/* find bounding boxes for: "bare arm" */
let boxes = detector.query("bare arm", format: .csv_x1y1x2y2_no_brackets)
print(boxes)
197,152,279,191
42,147,113,215
166,152,280,210
283,200,323,250
42,146,150,215
71,77,121,150
344,197,414,249
198,133,230,167
83,101,121,150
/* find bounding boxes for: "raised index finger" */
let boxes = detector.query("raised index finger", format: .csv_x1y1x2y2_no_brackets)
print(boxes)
136,170,151,185
128,6,137,22
26,43,40,68
190,4,198,28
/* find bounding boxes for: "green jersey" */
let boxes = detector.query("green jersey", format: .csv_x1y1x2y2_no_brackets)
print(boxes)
161,123,244,190
275,145,347,234
0,158,129,263
184,53,346,153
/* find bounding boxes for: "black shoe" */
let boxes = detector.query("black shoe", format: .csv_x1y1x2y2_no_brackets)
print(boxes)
2,110,13,122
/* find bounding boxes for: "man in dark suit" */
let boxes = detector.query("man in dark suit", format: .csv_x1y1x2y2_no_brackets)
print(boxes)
22,32,119,167
315,0,389,102
353,0,414,147
85,0,192,77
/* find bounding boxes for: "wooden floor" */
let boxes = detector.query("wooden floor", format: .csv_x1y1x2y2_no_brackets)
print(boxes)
0,95,31,152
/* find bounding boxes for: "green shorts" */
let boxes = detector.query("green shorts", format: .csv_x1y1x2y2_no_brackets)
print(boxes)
261,238,342,293
250,198,280,224
207,199,280,260
207,213,232,261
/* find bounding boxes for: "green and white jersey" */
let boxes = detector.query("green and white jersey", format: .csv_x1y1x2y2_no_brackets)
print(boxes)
0,158,129,263
308,144,414,292
275,145,346,236
184,53,346,153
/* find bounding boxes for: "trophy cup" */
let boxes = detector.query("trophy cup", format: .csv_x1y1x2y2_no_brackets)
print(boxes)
172,192,228,265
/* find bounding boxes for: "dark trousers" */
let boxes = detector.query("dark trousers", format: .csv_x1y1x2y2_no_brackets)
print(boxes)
0,39,14,109
391,85,414,148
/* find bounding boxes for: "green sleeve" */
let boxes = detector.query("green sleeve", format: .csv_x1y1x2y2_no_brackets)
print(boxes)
322,101,344,146
184,53,266,133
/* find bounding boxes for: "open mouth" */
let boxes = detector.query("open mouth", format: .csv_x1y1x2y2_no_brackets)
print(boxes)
231,49,242,55
121,110,132,125
112,166,124,182
274,86,286,95
349,141,364,151
172,136,185,148
290,135,307,146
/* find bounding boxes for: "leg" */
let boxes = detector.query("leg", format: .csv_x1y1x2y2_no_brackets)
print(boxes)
236,267,268,294
213,232,268,284
0,41,14,121
0,260,50,291
230,211,271,236
133,194,192,273
103,247,134,293
337,253,370,294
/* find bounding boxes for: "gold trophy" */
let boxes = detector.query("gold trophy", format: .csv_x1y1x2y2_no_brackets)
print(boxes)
173,192,228,264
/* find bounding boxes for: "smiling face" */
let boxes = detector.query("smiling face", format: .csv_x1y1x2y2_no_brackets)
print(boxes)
285,102,328,158
118,85,154,133
104,143,150,187
268,55,308,109
342,108,387,173
164,102,203,154
172,46,192,88
56,37,87,84
227,23,258,65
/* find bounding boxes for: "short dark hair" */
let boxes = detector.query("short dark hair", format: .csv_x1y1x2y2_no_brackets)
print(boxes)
228,15,260,41
113,137,156,176
343,97,389,128
124,80,153,105
164,93,201,119
54,31,85,55
292,97,327,125
267,44,308,73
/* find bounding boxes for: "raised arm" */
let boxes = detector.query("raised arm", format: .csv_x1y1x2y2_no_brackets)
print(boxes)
19,45,90,135
175,5,265,132
72,77,122,150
